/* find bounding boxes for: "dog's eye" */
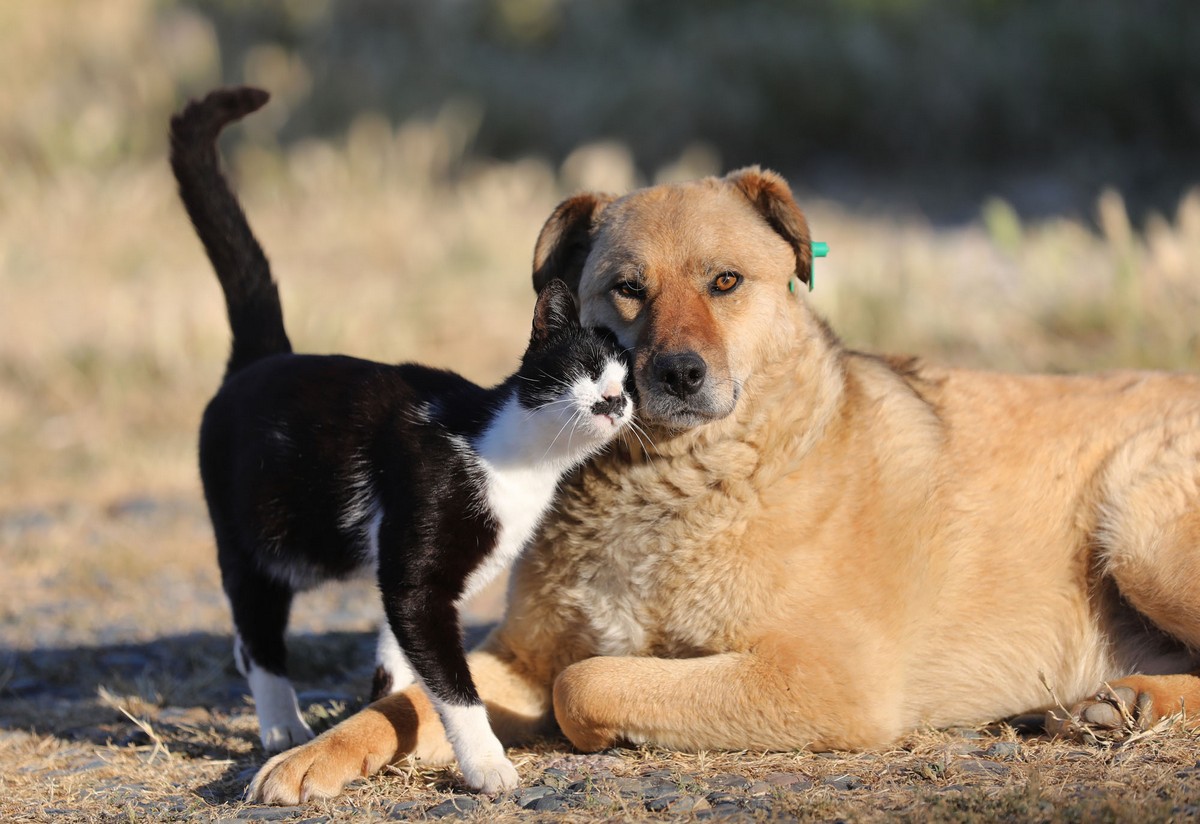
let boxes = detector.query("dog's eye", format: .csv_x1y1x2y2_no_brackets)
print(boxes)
613,280,645,300
712,272,742,294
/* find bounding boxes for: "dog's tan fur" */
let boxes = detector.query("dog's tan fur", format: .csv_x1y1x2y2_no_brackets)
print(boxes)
250,168,1200,804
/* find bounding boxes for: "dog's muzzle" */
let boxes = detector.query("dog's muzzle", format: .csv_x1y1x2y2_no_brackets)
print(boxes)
638,350,738,428
653,351,707,399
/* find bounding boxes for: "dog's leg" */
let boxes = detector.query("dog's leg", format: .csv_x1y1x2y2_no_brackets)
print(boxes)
552,648,899,754
1067,414,1200,733
247,628,554,804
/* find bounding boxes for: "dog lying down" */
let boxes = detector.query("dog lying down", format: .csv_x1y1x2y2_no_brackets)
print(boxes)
224,150,1200,804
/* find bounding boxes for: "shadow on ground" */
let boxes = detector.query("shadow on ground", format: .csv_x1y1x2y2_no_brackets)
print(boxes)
0,624,494,740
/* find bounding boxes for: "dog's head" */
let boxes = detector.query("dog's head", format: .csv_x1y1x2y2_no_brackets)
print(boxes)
532,167,813,430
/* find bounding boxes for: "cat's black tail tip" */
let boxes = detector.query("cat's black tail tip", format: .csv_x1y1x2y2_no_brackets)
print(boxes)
170,86,270,153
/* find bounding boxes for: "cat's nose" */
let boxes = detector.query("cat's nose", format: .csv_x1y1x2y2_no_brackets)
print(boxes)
591,394,627,418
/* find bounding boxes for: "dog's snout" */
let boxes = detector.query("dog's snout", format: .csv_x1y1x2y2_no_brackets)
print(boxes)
654,352,707,398
591,393,627,418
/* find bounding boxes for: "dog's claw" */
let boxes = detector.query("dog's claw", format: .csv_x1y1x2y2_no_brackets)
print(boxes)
1053,684,1154,742
1081,700,1123,728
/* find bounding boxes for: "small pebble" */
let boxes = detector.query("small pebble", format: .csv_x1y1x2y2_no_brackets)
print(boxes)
646,793,681,812
954,758,1010,777
640,780,680,800
765,772,813,790
541,767,570,786
528,794,569,813
706,792,739,806
426,796,478,818
641,769,676,779
705,802,745,819
823,774,865,791
514,786,557,808
647,794,710,813
984,741,1021,760
231,809,306,821
386,800,422,819
708,773,751,790
608,776,654,796
744,797,778,814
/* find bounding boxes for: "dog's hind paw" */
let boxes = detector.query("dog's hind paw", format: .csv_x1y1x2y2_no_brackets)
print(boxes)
1045,676,1195,743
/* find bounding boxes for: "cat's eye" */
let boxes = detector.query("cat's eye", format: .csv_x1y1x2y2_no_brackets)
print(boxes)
613,280,645,300
712,271,742,294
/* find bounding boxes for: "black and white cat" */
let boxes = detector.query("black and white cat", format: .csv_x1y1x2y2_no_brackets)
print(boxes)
169,87,632,793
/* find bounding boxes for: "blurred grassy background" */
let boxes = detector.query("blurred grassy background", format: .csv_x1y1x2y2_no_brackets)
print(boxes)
1,0,1199,546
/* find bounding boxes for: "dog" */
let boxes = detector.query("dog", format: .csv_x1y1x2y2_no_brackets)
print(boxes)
249,167,1200,804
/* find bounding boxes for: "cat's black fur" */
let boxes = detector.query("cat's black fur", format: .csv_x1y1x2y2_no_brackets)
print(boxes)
170,87,630,790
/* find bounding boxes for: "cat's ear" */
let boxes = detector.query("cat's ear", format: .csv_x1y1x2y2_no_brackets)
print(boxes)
529,278,578,346
532,192,615,297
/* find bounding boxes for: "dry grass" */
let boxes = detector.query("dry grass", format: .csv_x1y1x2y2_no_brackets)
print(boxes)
5,4,1200,822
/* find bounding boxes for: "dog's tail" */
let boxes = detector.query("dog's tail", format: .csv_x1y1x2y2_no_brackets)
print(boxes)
170,86,291,377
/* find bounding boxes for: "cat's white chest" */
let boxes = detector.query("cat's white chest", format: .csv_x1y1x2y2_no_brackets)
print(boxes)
457,458,561,606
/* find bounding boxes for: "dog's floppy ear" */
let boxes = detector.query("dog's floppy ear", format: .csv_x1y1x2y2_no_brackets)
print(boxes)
532,192,615,297
726,167,813,288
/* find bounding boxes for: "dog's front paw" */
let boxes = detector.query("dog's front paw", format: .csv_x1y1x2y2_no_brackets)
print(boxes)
459,753,520,795
248,732,391,805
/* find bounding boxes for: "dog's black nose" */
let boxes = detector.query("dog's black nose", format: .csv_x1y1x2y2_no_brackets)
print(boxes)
591,393,627,417
654,352,707,398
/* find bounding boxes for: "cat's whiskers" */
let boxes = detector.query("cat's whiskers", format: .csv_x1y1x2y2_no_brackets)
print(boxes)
625,417,659,457
542,405,582,463
523,396,575,421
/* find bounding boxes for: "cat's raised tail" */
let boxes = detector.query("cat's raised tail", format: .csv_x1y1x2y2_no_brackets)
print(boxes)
170,86,292,376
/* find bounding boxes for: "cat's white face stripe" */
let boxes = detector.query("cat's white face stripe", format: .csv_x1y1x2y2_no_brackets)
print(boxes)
570,359,629,427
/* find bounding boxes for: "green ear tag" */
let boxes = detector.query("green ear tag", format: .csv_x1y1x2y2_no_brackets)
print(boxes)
807,241,829,293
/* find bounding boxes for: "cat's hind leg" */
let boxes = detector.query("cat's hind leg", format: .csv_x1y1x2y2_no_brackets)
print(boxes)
225,567,314,752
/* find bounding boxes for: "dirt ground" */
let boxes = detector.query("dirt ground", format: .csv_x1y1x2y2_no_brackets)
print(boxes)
5,496,1200,823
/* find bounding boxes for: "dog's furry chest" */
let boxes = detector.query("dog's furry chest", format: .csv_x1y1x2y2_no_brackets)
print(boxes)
534,444,773,658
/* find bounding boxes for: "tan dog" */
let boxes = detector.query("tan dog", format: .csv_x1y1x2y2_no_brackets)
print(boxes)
250,168,1200,804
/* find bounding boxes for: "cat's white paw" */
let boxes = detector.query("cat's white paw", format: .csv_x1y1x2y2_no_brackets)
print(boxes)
460,754,520,794
261,718,315,753
439,703,519,793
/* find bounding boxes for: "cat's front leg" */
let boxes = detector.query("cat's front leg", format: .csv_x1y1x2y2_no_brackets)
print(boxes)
384,587,519,794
